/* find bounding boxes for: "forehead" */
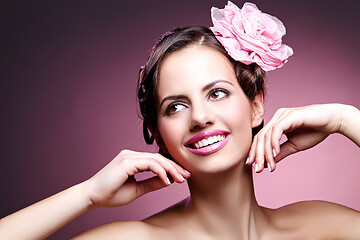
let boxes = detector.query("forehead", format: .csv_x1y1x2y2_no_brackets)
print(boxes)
157,45,236,98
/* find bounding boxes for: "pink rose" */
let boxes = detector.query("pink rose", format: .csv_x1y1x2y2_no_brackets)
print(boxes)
210,1,293,71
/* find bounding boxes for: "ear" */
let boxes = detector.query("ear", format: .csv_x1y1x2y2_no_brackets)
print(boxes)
148,125,170,155
250,93,264,128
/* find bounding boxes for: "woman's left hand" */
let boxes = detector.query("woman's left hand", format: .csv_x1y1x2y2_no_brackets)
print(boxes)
246,104,360,173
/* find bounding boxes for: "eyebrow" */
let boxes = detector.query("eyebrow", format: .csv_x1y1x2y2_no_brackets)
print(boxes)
202,79,233,92
159,80,234,108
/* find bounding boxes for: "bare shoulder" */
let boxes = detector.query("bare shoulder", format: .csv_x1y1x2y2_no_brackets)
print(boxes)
143,197,190,226
268,200,360,239
70,221,156,240
71,198,190,240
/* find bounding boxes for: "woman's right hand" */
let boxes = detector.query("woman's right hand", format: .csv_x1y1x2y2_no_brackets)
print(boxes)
0,150,190,240
82,150,191,209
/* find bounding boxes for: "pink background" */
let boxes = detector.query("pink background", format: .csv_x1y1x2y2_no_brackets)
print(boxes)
1,0,359,239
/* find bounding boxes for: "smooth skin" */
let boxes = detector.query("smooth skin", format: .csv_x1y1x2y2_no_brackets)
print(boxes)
248,104,360,173
0,46,359,240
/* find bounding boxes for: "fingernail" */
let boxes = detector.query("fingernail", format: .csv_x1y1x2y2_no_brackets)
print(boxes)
245,157,250,165
178,173,185,182
268,165,272,173
166,177,171,185
255,163,260,173
272,149,277,158
184,169,191,175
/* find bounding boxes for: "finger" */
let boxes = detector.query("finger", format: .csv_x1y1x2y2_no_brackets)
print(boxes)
128,151,189,177
264,128,276,172
136,176,169,197
126,159,171,186
140,154,187,183
274,110,307,135
271,123,283,155
247,135,258,165
153,153,191,179
249,108,288,169
266,110,298,165
268,110,294,151
254,132,266,173
267,115,294,171
166,158,191,178
274,140,298,162
131,153,185,183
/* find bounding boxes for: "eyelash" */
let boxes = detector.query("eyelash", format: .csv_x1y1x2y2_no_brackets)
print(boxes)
208,88,230,101
165,102,187,116
164,88,230,116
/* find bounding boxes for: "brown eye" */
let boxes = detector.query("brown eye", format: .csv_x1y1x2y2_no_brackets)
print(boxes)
209,89,228,100
165,103,186,115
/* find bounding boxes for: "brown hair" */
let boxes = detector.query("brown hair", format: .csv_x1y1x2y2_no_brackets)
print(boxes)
137,25,265,146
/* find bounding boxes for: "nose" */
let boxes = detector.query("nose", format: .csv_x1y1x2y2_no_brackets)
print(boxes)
189,102,214,131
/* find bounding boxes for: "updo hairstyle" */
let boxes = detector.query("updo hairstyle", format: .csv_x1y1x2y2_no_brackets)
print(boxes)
137,25,265,146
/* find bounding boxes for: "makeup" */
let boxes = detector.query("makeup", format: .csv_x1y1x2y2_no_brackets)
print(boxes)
184,130,230,155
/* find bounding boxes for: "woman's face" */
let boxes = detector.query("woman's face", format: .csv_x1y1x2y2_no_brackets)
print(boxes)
156,45,263,174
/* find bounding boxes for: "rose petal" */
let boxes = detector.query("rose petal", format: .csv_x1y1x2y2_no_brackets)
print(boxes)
210,1,293,71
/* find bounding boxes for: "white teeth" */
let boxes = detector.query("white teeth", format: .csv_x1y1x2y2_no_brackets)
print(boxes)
193,135,226,149
201,139,209,146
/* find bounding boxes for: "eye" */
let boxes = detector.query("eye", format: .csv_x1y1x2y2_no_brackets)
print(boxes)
165,103,186,115
209,88,229,100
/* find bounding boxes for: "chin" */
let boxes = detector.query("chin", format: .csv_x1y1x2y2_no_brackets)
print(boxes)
174,148,248,175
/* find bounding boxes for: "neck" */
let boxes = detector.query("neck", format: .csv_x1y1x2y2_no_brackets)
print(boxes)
185,163,270,239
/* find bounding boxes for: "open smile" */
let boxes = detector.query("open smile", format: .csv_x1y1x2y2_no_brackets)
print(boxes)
184,130,230,155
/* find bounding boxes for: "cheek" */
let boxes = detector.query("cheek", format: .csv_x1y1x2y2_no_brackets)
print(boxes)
220,98,254,145
221,97,253,127
158,117,185,154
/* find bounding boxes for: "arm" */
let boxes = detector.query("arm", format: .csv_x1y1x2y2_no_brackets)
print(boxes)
0,183,91,240
247,103,360,172
0,150,190,239
246,103,360,235
338,104,360,146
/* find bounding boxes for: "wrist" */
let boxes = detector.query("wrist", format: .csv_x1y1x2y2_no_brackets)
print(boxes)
75,181,97,211
337,104,358,134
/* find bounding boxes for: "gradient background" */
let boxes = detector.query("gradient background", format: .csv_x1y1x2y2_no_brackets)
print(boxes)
1,0,359,239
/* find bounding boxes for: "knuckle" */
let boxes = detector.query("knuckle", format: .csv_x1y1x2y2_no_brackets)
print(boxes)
150,156,162,166
271,138,278,147
272,124,281,132
147,160,156,168
288,110,297,119
257,132,265,140
264,131,272,139
120,149,129,154
277,108,286,114
119,157,131,165
154,152,162,157
119,149,132,156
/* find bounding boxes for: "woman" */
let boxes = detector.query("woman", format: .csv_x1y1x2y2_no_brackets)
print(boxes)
1,2,359,239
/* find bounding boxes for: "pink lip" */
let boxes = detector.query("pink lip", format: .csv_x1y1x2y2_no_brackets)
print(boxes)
185,130,231,155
